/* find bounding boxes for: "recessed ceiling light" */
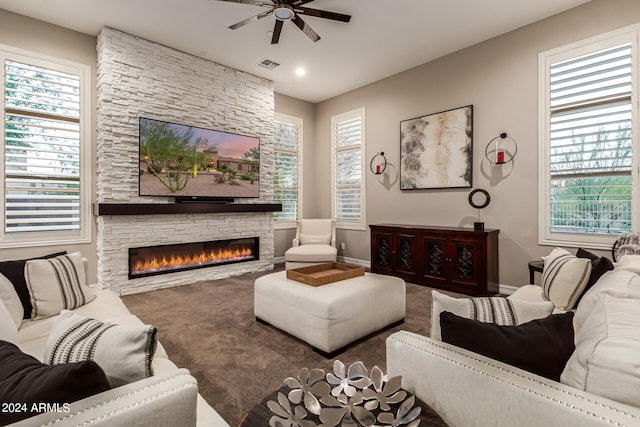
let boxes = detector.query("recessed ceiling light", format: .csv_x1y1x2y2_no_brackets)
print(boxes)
295,68,306,76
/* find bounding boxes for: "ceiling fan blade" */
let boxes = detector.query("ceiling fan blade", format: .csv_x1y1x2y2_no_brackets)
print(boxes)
297,7,351,22
218,0,273,5
292,14,320,42
290,0,316,6
228,9,273,30
271,19,283,44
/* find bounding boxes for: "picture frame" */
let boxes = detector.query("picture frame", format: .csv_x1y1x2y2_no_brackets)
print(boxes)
400,105,473,190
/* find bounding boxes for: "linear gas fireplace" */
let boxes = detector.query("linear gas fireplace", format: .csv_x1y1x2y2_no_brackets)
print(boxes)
128,237,259,279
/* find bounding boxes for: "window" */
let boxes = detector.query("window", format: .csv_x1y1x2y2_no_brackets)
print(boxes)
1,45,91,248
539,27,639,248
331,107,366,230
273,113,302,228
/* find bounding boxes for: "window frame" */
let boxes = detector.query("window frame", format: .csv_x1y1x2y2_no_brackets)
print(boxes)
0,44,92,248
273,112,303,230
331,107,366,231
538,25,640,250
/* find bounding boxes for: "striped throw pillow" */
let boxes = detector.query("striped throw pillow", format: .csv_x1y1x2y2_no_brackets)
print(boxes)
25,252,95,320
44,310,157,388
430,290,554,341
541,248,591,311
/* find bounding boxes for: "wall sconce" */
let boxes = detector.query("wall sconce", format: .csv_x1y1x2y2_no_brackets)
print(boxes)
369,152,387,174
485,133,517,164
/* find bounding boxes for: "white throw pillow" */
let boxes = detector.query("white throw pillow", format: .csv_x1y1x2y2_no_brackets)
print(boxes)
0,299,17,344
430,290,554,341
299,233,332,245
541,247,591,310
25,252,96,320
0,273,23,328
44,310,158,388
574,269,640,331
561,296,640,408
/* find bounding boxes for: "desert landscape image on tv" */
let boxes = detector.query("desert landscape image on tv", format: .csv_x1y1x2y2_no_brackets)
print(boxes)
139,118,260,199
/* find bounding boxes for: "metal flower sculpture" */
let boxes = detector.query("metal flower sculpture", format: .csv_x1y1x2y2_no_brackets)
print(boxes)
267,392,317,427
362,366,407,411
319,391,375,427
284,367,330,415
375,396,421,427
326,360,372,397
267,361,421,427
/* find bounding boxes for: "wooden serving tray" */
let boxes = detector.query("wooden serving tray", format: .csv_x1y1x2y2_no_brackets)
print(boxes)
286,262,365,286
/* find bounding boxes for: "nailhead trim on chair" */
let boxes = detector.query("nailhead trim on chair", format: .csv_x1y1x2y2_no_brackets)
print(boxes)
389,332,640,426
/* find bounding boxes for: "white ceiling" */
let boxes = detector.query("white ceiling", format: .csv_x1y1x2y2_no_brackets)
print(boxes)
0,0,591,103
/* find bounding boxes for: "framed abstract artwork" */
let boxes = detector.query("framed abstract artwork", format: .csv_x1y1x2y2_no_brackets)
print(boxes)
400,105,473,190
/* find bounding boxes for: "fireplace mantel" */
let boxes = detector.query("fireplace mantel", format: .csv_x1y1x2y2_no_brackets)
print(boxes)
94,202,282,216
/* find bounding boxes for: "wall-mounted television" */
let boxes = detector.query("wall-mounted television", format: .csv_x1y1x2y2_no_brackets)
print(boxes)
138,117,260,201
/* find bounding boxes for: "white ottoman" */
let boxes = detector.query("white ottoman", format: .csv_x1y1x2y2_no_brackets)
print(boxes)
254,271,406,355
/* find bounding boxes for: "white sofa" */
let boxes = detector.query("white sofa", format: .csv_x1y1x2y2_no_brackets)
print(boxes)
8,288,228,427
386,257,640,427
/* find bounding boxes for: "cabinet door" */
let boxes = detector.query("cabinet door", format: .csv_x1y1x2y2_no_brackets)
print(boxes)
395,232,418,280
371,230,394,274
449,237,481,290
422,235,448,286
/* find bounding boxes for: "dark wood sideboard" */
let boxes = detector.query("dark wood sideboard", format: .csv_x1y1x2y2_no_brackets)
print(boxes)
370,224,499,296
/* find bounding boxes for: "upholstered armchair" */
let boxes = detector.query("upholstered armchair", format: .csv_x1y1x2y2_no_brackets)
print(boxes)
284,219,338,270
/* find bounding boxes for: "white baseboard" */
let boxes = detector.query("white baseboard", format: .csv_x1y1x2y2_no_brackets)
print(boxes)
273,256,285,265
337,256,371,269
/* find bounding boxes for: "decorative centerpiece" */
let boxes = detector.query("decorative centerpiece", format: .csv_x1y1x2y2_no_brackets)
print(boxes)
267,361,421,427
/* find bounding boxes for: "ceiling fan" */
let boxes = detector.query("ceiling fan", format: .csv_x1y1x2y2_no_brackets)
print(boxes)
220,0,351,44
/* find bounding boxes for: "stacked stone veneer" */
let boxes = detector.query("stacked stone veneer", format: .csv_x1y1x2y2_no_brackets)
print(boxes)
96,28,275,294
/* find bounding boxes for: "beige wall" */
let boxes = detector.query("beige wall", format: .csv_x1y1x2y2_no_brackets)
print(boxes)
0,10,99,281
2,0,640,286
313,0,640,286
273,93,316,258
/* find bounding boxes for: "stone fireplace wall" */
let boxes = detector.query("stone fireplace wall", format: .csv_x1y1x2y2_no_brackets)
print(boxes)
96,28,275,294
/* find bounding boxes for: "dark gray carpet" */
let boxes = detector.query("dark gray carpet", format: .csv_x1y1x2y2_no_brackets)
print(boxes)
122,267,457,426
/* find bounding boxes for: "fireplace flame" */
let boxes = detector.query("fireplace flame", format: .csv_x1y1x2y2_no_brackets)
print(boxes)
131,247,254,275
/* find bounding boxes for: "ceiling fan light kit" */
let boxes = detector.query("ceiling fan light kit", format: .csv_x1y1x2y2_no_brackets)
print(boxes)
222,0,351,44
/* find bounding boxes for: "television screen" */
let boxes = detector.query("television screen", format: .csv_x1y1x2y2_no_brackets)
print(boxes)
138,117,260,200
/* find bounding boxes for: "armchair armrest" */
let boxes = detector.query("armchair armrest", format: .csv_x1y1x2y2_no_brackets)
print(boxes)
386,331,640,427
10,369,199,427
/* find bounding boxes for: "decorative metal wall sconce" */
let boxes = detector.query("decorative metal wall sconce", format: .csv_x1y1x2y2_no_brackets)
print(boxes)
485,133,517,164
370,151,387,174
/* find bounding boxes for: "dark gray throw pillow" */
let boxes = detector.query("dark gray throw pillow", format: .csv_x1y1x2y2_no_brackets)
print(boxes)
0,340,110,425
440,311,575,381
575,248,614,301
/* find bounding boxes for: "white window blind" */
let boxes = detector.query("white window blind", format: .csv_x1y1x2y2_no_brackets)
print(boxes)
332,108,365,229
274,115,301,223
1,47,90,247
549,44,632,235
540,27,639,248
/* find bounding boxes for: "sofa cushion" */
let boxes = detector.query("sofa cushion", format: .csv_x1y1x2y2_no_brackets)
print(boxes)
0,340,110,425
0,273,23,328
284,244,338,262
430,290,554,341
561,296,640,408
541,247,591,310
25,252,96,320
441,311,575,381
574,268,640,330
0,301,17,344
0,251,66,320
44,310,157,387
299,232,332,245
